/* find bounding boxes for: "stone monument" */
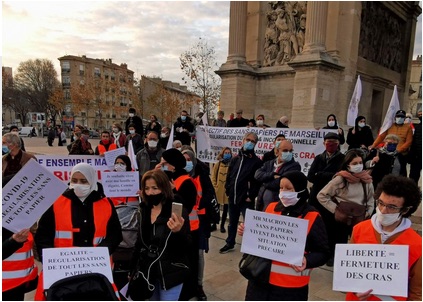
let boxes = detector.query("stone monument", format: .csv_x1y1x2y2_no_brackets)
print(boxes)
216,1,421,132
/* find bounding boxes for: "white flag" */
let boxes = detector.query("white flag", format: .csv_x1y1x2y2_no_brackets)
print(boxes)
347,75,362,126
379,85,400,134
166,124,175,150
128,140,138,170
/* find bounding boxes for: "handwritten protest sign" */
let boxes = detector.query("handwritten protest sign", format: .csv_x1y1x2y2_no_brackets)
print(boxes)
195,127,331,175
333,244,409,297
2,159,67,233
42,247,113,289
36,155,110,183
241,209,308,266
101,171,139,197
104,147,126,167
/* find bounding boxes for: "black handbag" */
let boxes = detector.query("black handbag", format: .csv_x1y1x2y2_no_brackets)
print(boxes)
239,253,271,283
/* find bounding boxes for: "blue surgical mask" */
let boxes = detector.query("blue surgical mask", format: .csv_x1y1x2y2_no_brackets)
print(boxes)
395,117,404,124
281,151,293,162
223,153,231,160
181,116,187,121
161,165,169,172
2,145,10,154
275,141,281,148
243,141,255,151
386,143,397,152
184,161,194,172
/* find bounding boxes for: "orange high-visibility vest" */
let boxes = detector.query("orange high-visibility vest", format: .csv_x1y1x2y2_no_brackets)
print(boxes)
34,196,117,301
109,196,139,207
265,202,319,288
97,143,117,155
346,220,422,301
173,175,200,231
2,232,38,292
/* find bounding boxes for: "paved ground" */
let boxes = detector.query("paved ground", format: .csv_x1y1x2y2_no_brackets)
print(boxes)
21,136,421,301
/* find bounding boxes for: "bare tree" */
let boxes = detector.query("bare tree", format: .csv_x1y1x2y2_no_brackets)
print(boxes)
180,37,221,118
14,59,60,125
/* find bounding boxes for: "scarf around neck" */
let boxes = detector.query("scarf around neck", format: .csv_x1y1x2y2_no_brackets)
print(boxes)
336,169,372,184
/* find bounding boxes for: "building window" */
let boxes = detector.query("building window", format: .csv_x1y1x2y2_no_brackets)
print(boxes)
62,76,70,87
94,67,101,78
62,62,70,73
79,64,84,76
64,89,71,100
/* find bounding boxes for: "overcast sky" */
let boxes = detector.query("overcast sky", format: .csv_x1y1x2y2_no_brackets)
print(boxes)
2,1,422,85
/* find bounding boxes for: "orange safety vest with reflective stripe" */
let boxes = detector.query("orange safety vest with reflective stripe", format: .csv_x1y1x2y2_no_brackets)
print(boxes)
346,220,422,301
173,175,200,231
2,232,38,292
265,202,319,288
109,196,139,207
34,196,119,300
97,143,117,155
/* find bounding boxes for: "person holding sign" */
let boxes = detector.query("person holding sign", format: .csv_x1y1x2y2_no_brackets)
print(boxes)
128,170,190,301
34,163,122,300
108,155,139,206
317,149,374,266
238,171,329,300
346,175,422,301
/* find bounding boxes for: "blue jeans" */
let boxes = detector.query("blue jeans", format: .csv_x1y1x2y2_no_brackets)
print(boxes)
150,282,183,301
226,200,254,247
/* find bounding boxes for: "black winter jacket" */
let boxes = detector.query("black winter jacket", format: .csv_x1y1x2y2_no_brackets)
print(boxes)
173,117,194,146
225,150,262,205
346,126,374,149
409,122,422,160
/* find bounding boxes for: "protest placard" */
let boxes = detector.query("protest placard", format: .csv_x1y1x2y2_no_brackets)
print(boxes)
101,171,139,197
2,159,67,233
104,147,126,167
333,244,409,297
36,155,111,183
42,247,113,289
241,209,308,266
195,126,332,175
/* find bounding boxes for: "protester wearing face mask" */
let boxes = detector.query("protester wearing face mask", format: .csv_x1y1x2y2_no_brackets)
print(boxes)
263,134,286,163
317,149,374,266
237,171,329,301
219,132,263,254
173,110,194,146
408,110,422,184
365,134,401,192
34,163,122,300
95,131,117,156
322,114,345,145
124,123,143,155
211,147,232,233
276,115,290,128
108,155,139,207
110,123,126,149
255,114,270,128
8,125,26,152
69,129,94,155
2,133,36,177
125,107,144,137
128,170,190,301
159,127,171,148
181,150,216,301
346,115,374,150
136,131,164,181
345,175,421,301
255,139,301,211
370,109,413,177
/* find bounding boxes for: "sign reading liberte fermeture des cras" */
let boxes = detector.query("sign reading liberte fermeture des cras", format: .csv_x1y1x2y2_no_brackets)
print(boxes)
333,244,409,297
241,209,309,266
42,247,113,289
2,159,67,233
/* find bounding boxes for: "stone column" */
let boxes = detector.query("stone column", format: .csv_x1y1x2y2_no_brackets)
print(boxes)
302,1,328,54
227,1,247,63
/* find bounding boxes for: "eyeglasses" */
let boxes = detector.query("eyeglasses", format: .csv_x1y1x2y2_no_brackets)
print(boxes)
281,149,293,153
376,199,403,213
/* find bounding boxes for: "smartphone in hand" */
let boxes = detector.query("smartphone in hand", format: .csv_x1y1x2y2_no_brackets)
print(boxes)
171,202,183,217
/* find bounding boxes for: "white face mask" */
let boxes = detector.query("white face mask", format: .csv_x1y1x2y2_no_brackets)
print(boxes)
358,122,365,128
148,140,158,148
69,184,91,199
129,113,134,117
160,133,168,138
395,117,404,124
279,191,301,207
376,207,402,227
114,163,127,172
177,147,182,151
112,127,119,133
349,164,363,173
129,130,135,135
328,121,335,127
405,118,411,124
256,120,264,126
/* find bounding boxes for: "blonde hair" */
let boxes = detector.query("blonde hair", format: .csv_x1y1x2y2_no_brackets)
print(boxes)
384,134,400,143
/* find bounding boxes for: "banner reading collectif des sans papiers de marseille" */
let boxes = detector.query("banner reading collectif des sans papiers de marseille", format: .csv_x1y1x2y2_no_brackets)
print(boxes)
36,155,111,183
196,126,333,175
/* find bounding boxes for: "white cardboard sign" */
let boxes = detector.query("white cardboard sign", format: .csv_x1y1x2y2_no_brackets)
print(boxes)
2,159,67,233
101,171,139,197
333,244,409,297
104,147,126,167
42,247,113,289
241,209,308,266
